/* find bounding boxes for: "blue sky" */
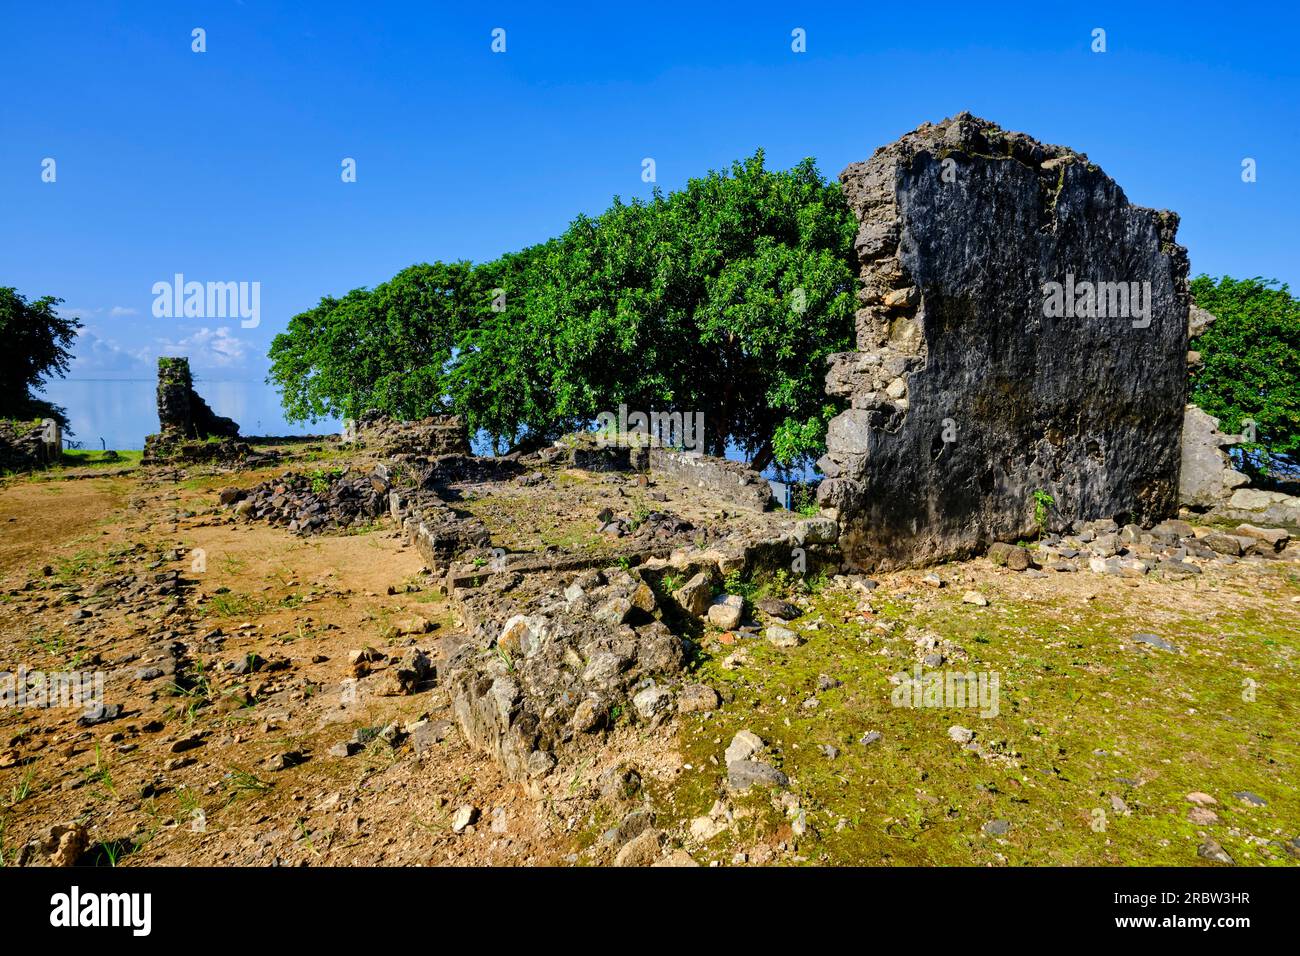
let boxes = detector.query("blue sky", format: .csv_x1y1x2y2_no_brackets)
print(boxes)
2,1,1297,443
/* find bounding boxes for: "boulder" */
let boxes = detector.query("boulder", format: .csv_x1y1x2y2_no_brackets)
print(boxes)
672,572,713,617
706,594,745,629
724,730,764,765
1235,524,1290,553
988,542,1031,570
1180,405,1249,509
755,596,800,620
727,760,789,791
678,684,720,713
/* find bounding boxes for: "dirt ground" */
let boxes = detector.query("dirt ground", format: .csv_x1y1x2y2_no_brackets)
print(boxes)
0,450,683,866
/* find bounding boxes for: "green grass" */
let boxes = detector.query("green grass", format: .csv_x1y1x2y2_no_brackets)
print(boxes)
6,768,37,808
653,571,1300,866
59,449,142,468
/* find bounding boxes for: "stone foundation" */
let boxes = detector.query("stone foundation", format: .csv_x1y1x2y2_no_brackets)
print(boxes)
353,411,469,458
649,448,774,512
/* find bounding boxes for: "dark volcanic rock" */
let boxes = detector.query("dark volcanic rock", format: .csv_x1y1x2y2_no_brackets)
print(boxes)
755,596,800,620
819,113,1189,570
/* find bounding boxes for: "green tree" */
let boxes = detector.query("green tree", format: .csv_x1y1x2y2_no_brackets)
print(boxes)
267,261,479,422
1189,275,1300,476
449,151,857,469
270,151,858,471
0,287,80,426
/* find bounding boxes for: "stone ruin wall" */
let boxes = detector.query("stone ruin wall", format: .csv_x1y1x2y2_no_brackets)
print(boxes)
0,419,60,471
818,114,1191,570
1181,403,1300,527
648,447,774,512
353,410,470,459
142,357,241,462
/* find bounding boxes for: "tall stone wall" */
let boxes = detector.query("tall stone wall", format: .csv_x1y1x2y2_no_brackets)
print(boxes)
142,357,241,461
818,114,1190,569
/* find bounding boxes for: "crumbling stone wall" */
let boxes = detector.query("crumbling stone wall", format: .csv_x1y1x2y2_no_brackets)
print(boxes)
0,419,58,471
404,498,493,572
143,357,240,461
818,114,1190,569
649,448,774,512
1179,404,1300,528
353,410,469,458
1180,404,1249,509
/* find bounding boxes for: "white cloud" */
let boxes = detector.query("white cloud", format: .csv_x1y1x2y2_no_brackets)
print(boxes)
67,326,153,376
159,326,250,369
63,310,259,381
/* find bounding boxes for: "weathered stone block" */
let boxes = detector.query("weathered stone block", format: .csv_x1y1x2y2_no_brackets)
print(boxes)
1180,404,1249,509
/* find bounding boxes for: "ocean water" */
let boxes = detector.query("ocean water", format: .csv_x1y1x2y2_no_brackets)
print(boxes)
38,379,813,492
42,379,337,451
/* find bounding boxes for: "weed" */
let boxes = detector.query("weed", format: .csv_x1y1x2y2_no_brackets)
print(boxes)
1032,489,1055,533
723,570,758,600
6,768,36,807
224,768,273,795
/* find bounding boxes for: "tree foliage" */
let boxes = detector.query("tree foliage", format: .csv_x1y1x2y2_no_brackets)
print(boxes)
269,151,857,470
0,286,80,426
268,262,481,422
1189,275,1300,472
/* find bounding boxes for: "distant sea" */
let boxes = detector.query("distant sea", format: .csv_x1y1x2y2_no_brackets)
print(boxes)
43,379,337,451
40,378,812,488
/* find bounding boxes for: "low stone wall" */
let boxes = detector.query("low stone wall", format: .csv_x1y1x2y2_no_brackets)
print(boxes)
1207,488,1300,529
354,412,469,458
402,499,493,573
649,448,773,512
0,419,58,471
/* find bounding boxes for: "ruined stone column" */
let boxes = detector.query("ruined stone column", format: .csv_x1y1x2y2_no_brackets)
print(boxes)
142,357,241,461
818,114,1190,570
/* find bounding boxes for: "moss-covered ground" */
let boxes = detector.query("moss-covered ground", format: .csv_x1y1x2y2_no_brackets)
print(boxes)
655,563,1300,866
